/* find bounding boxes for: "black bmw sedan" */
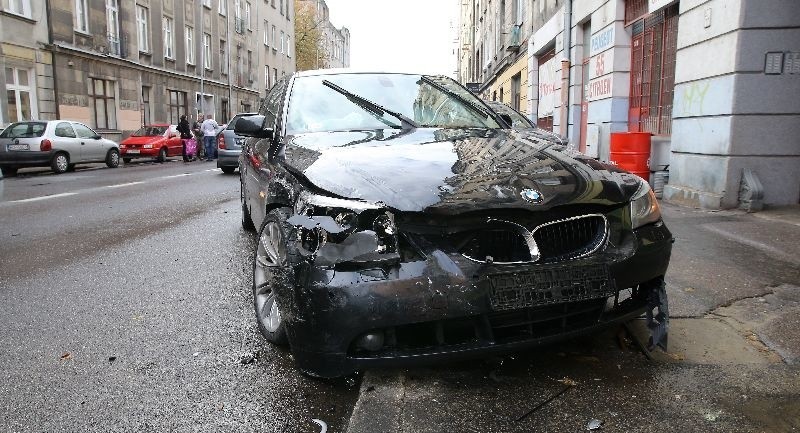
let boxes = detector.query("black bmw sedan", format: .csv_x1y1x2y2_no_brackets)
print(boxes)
236,70,672,378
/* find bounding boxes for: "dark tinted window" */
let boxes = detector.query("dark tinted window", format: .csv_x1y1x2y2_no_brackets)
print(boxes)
260,77,289,130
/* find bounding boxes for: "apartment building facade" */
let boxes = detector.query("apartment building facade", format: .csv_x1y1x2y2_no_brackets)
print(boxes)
298,0,350,69
459,0,800,209
2,0,294,142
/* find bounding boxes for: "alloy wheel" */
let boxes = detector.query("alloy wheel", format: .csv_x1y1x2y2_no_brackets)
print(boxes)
254,221,286,333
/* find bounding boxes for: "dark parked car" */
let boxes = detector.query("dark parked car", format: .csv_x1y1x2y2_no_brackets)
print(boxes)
217,112,257,174
237,70,672,378
0,120,120,176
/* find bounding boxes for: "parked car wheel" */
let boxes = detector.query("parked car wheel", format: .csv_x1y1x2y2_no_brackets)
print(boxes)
221,166,235,174
106,148,120,168
241,183,255,232
51,152,69,174
157,147,167,163
253,209,295,345
1,166,18,177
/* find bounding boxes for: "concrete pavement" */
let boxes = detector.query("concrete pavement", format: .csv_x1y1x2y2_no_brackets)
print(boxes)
345,203,800,432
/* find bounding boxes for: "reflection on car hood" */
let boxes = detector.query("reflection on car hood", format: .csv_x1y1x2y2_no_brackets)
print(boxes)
121,136,162,145
283,128,642,213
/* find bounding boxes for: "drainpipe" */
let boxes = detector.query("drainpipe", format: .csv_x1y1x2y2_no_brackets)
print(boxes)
45,0,61,119
560,0,572,138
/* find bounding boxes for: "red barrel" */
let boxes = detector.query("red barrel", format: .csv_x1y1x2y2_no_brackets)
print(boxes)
610,132,651,180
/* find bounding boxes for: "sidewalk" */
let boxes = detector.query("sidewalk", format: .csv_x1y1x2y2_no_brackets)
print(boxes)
345,203,800,433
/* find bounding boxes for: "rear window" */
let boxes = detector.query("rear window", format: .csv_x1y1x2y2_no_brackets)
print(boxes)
132,126,167,136
226,114,253,130
0,122,47,138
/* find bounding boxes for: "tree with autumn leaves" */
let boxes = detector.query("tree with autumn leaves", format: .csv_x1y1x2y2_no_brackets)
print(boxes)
294,0,328,71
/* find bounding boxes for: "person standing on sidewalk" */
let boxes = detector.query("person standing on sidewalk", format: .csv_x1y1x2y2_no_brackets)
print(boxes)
200,114,219,162
177,115,194,162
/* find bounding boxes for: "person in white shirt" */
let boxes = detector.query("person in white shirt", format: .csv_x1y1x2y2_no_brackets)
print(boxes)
200,114,220,162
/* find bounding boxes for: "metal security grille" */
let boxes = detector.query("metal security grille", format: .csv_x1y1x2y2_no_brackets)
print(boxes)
628,4,679,135
625,0,649,25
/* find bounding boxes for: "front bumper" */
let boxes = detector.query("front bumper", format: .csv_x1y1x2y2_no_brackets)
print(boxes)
279,221,673,377
120,148,159,158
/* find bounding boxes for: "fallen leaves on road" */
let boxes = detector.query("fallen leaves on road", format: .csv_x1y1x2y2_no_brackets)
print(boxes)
59,352,72,361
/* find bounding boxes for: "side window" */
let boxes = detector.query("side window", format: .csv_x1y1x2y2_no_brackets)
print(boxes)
73,123,97,139
262,77,289,131
55,122,76,138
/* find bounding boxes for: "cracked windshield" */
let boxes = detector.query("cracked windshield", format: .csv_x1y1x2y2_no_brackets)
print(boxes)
1,0,798,432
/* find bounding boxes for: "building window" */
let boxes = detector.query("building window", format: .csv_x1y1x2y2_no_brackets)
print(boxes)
263,20,269,46
89,78,117,130
219,0,226,15
286,35,291,58
279,0,283,15
5,67,37,123
9,0,32,17
247,50,253,80
136,5,150,53
271,26,276,51
280,30,284,54
163,17,175,59
511,73,521,110
245,2,252,30
203,33,212,69
75,0,89,33
202,0,211,7
628,4,679,135
185,26,195,64
265,65,270,88
167,90,187,126
141,85,151,125
220,39,228,75
105,0,121,56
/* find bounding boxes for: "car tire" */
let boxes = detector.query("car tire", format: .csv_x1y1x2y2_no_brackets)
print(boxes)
253,208,299,346
1,166,18,177
221,166,235,174
123,157,132,164
241,182,256,232
51,152,69,174
157,147,167,163
106,148,120,168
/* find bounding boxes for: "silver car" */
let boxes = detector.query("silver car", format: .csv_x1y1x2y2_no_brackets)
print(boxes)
0,121,120,176
217,112,257,174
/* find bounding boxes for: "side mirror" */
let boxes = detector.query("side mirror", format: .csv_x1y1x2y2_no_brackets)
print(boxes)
234,115,273,139
93,134,102,140
499,114,514,127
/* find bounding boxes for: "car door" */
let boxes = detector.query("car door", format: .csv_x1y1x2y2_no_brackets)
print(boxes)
72,122,106,161
245,77,290,229
52,122,82,162
166,125,182,156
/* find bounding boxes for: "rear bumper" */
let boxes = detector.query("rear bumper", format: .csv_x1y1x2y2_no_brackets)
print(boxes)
0,151,54,167
217,149,241,168
280,221,673,377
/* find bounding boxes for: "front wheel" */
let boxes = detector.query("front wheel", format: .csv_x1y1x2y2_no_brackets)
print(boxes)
253,210,296,345
106,149,120,168
157,147,167,163
51,152,69,174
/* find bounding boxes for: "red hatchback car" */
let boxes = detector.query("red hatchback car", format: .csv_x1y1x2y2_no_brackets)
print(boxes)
120,124,183,163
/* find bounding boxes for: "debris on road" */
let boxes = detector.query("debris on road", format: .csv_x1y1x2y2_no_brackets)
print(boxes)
312,418,328,433
515,380,574,422
59,352,72,361
108,356,117,363
587,418,603,430
239,353,256,365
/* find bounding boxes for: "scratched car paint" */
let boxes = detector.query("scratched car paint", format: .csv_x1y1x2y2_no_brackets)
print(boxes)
236,71,672,378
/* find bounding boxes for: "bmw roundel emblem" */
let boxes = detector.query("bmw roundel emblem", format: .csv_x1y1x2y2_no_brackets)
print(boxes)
520,188,544,204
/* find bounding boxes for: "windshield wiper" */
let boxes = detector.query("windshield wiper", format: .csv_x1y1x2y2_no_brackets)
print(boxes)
418,76,498,124
322,80,419,130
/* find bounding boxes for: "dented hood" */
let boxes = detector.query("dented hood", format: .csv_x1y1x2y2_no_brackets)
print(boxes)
283,128,642,213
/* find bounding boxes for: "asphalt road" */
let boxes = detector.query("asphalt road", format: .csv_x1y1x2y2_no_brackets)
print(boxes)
0,161,360,433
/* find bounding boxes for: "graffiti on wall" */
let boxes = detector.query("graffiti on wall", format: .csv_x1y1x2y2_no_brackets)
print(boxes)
680,81,710,116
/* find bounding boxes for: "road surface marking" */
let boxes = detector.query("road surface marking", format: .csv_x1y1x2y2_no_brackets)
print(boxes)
12,192,78,203
106,181,145,188
162,173,192,179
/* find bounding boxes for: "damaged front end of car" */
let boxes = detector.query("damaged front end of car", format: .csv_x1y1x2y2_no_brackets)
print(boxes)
275,181,672,378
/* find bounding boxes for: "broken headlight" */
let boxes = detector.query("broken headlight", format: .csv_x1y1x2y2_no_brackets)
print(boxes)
291,192,399,256
630,180,661,229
